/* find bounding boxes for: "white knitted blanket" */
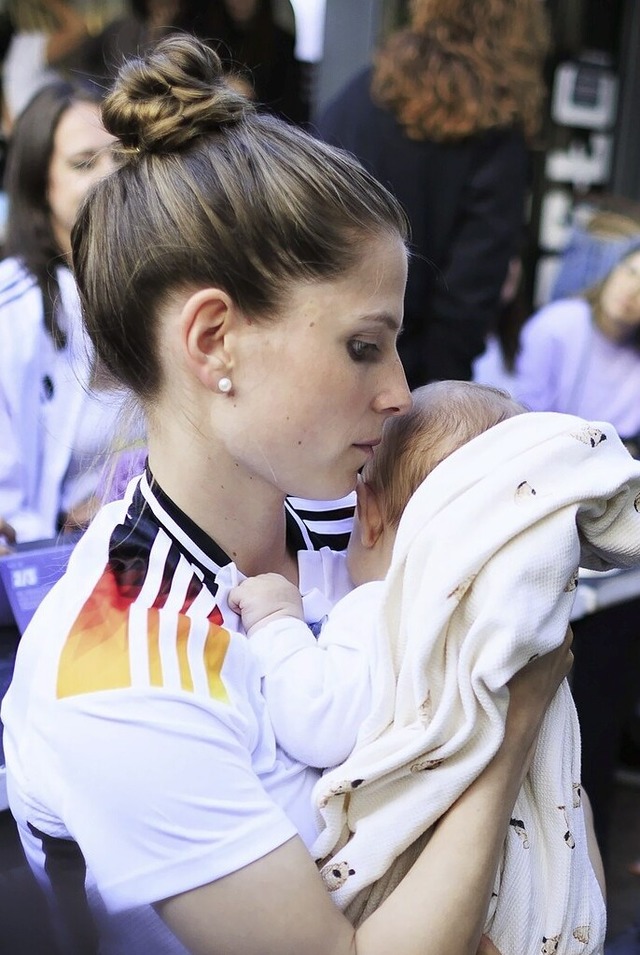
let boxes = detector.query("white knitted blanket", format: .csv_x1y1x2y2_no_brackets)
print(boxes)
312,412,640,953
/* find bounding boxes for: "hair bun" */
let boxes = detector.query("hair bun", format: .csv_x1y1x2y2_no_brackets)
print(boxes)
102,35,254,156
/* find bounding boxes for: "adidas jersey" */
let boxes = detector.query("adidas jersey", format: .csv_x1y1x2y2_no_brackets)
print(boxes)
2,471,355,955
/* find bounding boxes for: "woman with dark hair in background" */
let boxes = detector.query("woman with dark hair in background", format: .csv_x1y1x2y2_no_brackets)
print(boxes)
318,0,550,387
0,81,124,544
201,0,307,123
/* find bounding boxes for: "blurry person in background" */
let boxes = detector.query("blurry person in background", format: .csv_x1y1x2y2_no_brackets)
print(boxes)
0,81,127,544
61,0,305,123
501,218,640,449
204,0,308,123
318,0,550,387
1,0,89,130
54,0,201,92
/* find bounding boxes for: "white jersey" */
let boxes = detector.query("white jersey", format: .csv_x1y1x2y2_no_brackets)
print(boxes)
2,472,353,954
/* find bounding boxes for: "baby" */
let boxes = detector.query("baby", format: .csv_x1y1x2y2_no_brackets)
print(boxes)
229,380,525,768
229,380,618,955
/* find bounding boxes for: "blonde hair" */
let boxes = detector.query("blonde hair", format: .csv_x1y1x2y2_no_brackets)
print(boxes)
586,210,640,242
371,0,550,143
363,381,525,527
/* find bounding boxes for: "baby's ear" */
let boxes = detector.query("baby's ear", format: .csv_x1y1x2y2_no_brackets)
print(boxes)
355,478,384,548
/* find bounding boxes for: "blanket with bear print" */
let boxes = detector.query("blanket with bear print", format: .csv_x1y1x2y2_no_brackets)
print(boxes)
312,411,640,955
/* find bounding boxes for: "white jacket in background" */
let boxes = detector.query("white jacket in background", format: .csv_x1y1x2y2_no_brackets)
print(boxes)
0,257,124,541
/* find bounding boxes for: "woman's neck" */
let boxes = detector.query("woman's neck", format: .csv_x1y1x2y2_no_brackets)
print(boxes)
146,431,299,584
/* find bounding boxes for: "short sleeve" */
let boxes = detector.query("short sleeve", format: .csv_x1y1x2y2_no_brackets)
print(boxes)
53,692,299,911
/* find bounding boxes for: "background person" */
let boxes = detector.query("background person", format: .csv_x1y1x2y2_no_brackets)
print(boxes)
2,35,571,955
1,0,89,130
317,0,549,387
495,238,640,443
474,207,640,441
0,81,125,543
201,0,307,123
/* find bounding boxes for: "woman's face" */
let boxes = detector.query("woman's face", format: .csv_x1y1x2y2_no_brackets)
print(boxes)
219,234,412,501
47,101,116,257
599,250,640,341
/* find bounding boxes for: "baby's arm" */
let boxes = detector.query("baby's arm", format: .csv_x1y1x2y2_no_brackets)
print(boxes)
228,573,371,769
228,573,304,638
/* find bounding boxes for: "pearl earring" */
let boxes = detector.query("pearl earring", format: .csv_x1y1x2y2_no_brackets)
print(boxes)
218,377,232,394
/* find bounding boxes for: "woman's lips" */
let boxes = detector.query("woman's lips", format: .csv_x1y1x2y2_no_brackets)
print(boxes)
353,439,381,457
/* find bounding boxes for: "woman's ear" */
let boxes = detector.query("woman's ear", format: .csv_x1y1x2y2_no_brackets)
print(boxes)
181,288,235,390
355,478,385,549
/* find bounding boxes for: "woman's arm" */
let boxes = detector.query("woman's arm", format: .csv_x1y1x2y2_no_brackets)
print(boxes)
156,629,574,955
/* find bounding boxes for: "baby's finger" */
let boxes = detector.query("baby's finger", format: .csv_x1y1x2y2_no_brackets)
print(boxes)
227,585,243,613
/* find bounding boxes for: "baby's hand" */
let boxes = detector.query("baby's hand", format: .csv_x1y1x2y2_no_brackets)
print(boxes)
228,573,304,637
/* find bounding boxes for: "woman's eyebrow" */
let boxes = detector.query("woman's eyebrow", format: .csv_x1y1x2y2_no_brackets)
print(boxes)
358,312,403,332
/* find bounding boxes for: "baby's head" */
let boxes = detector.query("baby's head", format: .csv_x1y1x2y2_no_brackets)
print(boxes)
346,380,526,585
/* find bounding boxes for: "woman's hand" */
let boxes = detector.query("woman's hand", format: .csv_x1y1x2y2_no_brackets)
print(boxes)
0,517,16,555
504,626,574,778
509,625,574,699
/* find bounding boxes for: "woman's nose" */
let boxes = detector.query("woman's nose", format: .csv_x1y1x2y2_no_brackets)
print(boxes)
375,357,411,415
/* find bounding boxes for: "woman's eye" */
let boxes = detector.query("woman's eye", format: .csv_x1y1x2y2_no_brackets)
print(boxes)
71,156,97,171
348,339,380,362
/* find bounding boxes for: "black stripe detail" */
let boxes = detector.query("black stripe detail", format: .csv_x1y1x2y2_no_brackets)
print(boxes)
285,505,355,523
0,274,38,309
27,823,98,955
285,500,352,552
311,530,351,551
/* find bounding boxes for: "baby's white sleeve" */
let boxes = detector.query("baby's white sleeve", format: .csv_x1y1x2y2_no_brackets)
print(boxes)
248,597,373,769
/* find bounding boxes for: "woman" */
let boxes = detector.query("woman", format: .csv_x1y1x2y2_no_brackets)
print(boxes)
317,0,550,387
0,81,125,544
2,36,572,955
